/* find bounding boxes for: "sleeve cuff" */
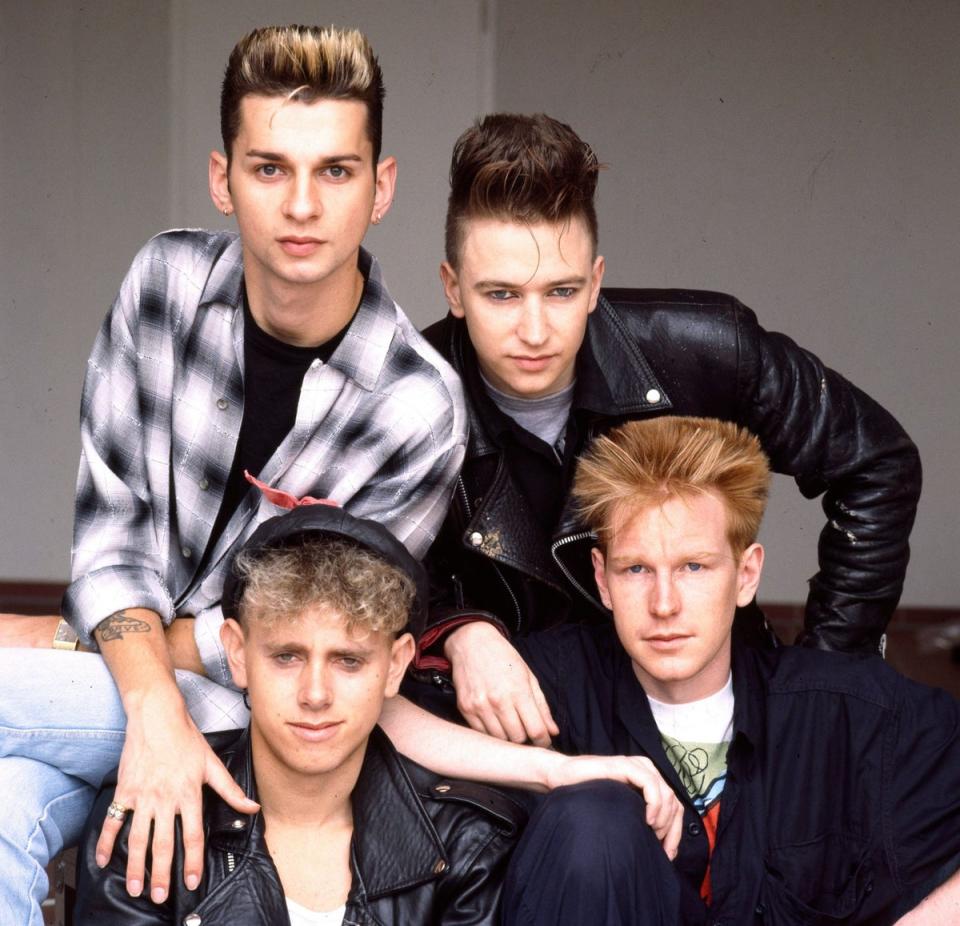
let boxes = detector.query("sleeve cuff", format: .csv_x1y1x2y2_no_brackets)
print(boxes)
193,604,235,687
61,566,174,645
414,614,509,674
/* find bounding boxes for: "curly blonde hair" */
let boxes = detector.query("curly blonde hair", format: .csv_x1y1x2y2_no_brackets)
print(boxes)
233,538,415,635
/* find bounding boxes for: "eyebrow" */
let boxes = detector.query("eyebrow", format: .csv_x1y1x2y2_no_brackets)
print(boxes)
472,275,589,290
264,640,377,658
244,149,365,165
607,550,720,567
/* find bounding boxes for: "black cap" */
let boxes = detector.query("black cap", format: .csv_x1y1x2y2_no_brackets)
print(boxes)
222,505,428,636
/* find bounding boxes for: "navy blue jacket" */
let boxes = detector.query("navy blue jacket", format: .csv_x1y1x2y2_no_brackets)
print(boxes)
516,625,960,925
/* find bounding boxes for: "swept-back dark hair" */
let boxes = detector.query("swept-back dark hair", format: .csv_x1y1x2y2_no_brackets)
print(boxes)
445,113,600,266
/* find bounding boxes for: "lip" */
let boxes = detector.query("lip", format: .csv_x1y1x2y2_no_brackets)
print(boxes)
510,354,557,371
644,634,691,651
278,236,324,257
287,720,343,743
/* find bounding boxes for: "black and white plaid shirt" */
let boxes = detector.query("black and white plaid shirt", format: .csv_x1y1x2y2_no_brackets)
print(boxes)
63,230,466,684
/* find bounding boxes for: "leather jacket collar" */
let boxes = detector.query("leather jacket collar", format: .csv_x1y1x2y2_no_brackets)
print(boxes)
441,294,673,461
206,726,449,903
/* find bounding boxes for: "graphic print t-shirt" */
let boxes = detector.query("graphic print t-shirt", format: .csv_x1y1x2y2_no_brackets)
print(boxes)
647,674,734,903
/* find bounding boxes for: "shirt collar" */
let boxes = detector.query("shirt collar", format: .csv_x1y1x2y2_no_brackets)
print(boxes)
200,240,394,393
325,248,397,393
198,233,245,310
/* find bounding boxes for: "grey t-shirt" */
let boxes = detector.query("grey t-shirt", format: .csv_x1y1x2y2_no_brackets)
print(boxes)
480,373,575,453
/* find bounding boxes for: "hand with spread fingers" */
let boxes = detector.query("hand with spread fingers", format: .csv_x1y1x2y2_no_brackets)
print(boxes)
93,608,259,902
444,621,559,747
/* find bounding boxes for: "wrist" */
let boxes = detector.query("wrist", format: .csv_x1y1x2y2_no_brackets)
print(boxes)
442,618,506,660
117,668,183,715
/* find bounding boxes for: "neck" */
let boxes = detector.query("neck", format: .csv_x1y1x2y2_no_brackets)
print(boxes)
251,729,366,827
244,253,364,348
635,644,732,705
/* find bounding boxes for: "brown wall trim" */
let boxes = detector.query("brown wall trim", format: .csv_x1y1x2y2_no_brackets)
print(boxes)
0,581,67,614
0,580,957,624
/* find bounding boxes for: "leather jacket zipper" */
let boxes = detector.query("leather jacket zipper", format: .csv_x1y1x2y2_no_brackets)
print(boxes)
458,475,524,633
226,850,236,873
551,530,602,609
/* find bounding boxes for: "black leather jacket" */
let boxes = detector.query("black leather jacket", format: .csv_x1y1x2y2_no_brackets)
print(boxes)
74,726,524,925
421,289,921,655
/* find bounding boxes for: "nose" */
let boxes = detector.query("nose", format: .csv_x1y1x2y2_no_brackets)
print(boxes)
650,571,680,618
517,300,549,347
283,172,320,223
299,660,333,710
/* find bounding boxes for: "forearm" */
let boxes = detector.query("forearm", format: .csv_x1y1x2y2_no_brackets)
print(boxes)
95,608,185,714
895,868,960,924
750,327,921,649
164,617,206,676
380,696,556,791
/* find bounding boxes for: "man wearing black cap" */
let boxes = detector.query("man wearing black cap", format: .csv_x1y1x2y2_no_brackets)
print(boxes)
74,504,524,924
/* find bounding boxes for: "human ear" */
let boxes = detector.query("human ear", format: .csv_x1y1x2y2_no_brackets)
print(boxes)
735,543,765,607
372,156,397,223
586,254,606,314
384,632,415,698
208,150,233,216
220,618,248,690
439,262,465,318
591,547,613,610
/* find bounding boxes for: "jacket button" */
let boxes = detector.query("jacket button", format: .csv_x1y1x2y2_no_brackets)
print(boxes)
182,547,193,559
198,477,209,491
687,821,701,836
469,531,483,547
434,784,451,793
231,818,245,829
755,903,766,916
216,397,228,410
184,915,202,926
645,388,661,404
433,859,447,874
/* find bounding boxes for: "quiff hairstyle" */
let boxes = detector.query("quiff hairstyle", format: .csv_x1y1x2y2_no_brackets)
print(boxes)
220,24,385,165
233,538,415,637
445,113,601,268
573,416,771,556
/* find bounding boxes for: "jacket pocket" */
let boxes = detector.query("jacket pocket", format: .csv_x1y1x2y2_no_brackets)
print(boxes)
762,832,874,923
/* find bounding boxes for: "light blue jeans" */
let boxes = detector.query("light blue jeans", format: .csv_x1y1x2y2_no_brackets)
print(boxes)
0,649,248,926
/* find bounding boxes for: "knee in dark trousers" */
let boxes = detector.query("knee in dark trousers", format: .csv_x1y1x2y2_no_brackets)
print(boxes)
502,780,680,926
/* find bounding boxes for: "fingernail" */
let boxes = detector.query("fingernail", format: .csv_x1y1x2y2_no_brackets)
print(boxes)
185,873,199,891
95,853,107,868
151,886,167,903
128,879,142,896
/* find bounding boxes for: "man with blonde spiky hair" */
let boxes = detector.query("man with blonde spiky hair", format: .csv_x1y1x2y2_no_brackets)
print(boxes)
495,417,960,925
0,24,465,924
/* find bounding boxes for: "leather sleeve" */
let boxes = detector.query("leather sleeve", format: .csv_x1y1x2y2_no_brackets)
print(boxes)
435,826,517,925
733,305,921,652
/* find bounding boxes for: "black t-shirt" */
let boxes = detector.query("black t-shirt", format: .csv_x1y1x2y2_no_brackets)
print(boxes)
200,297,348,567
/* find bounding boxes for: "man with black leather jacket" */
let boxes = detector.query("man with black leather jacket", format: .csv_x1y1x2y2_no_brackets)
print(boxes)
414,113,921,747
75,506,524,925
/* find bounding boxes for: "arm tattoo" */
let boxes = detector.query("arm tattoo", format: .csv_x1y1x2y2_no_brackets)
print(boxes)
97,610,152,642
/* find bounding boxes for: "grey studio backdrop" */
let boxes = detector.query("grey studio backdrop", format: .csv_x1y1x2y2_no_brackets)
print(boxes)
1,0,957,610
